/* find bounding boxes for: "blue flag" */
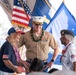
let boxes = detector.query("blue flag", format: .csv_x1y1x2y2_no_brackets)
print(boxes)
46,2,76,49
29,0,51,29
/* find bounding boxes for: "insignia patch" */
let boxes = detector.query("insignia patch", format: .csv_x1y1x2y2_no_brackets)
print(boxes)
71,55,76,58
3,55,9,59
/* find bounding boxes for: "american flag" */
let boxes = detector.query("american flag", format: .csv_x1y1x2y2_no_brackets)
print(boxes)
12,0,31,28
3,54,9,59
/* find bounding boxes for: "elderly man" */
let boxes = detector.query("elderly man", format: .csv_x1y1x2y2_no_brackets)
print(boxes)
60,29,76,72
18,16,59,72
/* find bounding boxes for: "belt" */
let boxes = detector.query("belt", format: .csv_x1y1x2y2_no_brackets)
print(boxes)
26,59,47,63
42,59,47,63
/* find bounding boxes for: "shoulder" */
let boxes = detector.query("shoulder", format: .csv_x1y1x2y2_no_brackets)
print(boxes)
44,31,56,41
44,31,53,37
68,43,76,49
1,41,10,47
68,43,76,53
0,41,13,51
22,31,30,37
20,31,30,39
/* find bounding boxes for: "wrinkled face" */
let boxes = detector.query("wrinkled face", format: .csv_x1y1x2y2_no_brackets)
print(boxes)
32,22,43,32
15,33,22,41
60,35,67,45
11,32,21,43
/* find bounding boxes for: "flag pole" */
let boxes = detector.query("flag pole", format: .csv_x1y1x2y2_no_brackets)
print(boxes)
63,0,65,4
0,1,12,15
44,0,57,11
20,0,29,21
44,0,52,9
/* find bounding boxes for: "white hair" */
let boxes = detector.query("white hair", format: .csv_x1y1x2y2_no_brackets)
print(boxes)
64,34,74,42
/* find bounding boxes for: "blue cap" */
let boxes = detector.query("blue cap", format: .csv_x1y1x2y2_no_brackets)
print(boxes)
8,27,16,35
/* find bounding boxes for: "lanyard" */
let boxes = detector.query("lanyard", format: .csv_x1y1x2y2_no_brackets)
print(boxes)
60,42,72,62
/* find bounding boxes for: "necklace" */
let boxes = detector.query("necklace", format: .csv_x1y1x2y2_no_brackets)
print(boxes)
30,28,44,42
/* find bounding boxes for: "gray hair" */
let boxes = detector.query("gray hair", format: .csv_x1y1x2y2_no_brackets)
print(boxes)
65,34,74,42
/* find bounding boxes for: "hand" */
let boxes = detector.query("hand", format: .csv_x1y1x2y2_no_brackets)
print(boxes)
24,65,29,72
25,61,30,67
42,65,48,71
47,61,54,68
23,61,30,72
43,61,54,70
15,66,22,74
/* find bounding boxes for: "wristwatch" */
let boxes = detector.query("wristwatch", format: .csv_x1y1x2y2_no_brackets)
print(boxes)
51,59,54,62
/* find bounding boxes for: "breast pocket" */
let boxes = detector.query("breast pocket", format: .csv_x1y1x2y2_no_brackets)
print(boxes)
40,40,49,52
41,39,48,46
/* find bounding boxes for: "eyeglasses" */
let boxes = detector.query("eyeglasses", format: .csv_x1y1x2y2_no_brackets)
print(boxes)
34,23,42,26
35,24,42,26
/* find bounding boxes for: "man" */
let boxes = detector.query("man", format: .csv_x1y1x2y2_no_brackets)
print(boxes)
60,29,76,72
18,16,59,71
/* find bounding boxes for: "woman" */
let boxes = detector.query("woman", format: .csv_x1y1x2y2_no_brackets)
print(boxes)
0,27,29,75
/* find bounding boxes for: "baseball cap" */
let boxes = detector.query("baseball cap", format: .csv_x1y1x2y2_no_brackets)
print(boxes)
8,27,16,35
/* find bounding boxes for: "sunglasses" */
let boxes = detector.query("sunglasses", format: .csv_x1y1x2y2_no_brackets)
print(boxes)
33,22,42,26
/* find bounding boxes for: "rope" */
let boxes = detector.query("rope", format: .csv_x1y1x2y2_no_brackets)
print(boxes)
20,0,29,21
0,1,12,15
44,0,52,9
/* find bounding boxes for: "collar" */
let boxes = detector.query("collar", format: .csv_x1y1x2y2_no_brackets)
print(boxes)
65,42,73,50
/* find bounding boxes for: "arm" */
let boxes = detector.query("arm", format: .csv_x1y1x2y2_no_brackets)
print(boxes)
16,59,30,72
49,34,60,62
48,47,59,66
73,62,76,72
43,47,60,70
51,47,60,62
3,60,22,74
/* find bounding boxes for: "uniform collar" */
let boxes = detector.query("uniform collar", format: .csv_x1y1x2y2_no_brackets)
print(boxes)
65,42,73,50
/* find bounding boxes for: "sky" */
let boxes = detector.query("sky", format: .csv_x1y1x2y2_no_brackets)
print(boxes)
0,6,12,35
0,5,12,46
49,0,76,19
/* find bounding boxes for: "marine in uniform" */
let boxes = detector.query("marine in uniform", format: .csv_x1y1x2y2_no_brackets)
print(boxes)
18,16,59,71
60,29,76,72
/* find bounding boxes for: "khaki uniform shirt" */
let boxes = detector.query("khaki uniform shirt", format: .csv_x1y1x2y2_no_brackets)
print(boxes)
18,31,58,60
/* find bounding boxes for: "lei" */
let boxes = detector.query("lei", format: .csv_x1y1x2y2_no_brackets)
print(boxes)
30,28,44,42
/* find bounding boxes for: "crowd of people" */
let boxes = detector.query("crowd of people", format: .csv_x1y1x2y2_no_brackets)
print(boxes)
0,16,76,75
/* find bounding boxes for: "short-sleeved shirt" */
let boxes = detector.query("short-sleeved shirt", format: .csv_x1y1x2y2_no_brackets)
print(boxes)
18,30,58,60
0,41,17,73
61,42,76,70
